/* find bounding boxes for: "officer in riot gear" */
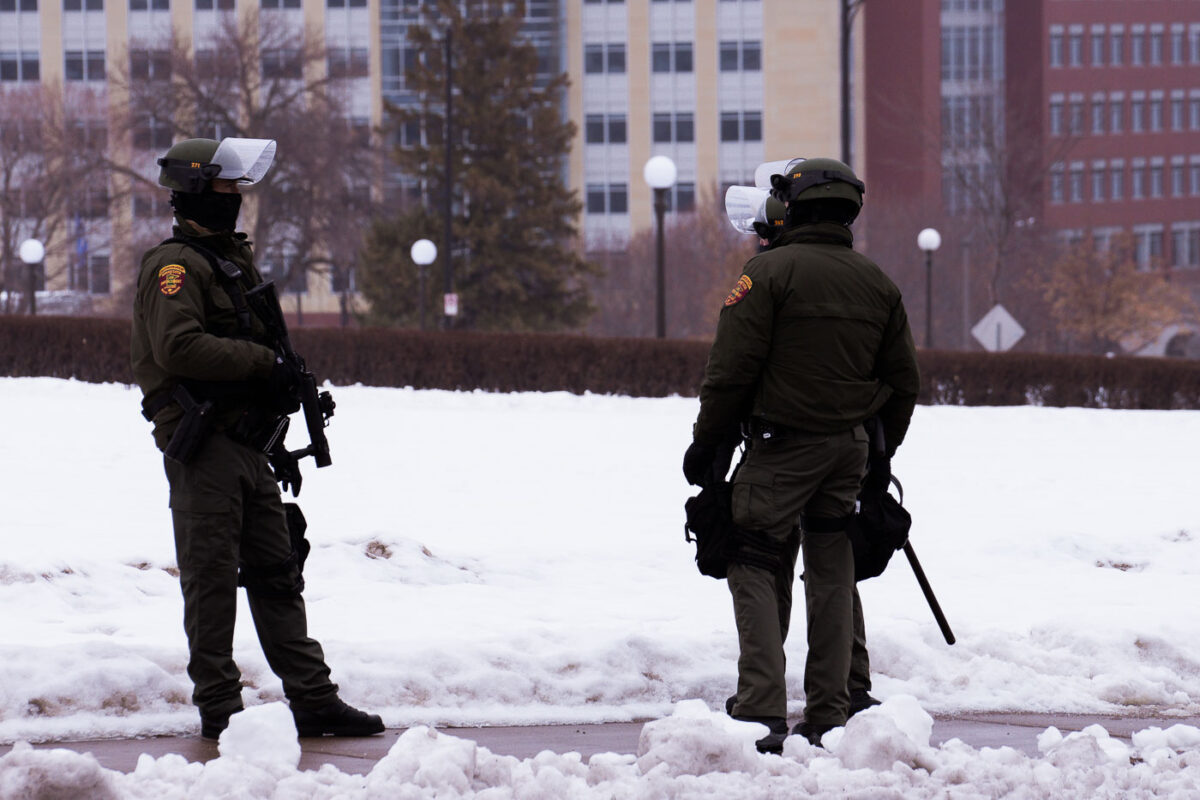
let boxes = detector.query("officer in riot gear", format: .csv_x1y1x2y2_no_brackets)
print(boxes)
131,137,384,740
688,157,920,752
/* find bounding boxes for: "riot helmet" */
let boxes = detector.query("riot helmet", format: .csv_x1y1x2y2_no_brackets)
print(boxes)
157,137,277,232
769,157,864,225
157,137,277,193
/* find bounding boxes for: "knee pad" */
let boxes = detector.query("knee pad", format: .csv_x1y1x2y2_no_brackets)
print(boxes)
731,530,784,572
238,551,304,598
800,514,852,534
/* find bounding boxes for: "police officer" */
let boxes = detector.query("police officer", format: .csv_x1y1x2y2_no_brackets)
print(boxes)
131,137,384,740
684,157,920,752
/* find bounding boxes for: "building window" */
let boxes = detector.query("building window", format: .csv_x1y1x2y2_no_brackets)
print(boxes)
0,51,39,81
1171,95,1186,131
719,40,760,72
260,0,300,8
1110,161,1124,201
584,43,624,74
1192,96,1200,130
1049,96,1064,135
1149,95,1163,132
0,0,40,9
1068,163,1084,203
132,192,167,218
328,47,368,77
133,115,173,150
1130,97,1144,133
585,113,626,144
720,110,761,142
87,254,110,294
1090,28,1105,66
63,0,102,9
1091,164,1105,202
1049,29,1064,67
665,182,695,212
652,42,692,73
195,0,234,9
261,48,302,78
1149,29,1163,65
129,0,168,9
1130,29,1144,65
585,183,627,215
1110,30,1124,66
1150,162,1164,198
1134,226,1164,270
1109,95,1123,133
71,119,107,151
1191,161,1200,196
1068,98,1084,135
1191,27,1200,64
652,112,693,143
1172,162,1186,197
1171,225,1200,269
1091,98,1104,134
130,49,170,80
1171,28,1186,65
1049,165,1065,204
65,50,105,81
1131,163,1145,199
1068,30,1083,67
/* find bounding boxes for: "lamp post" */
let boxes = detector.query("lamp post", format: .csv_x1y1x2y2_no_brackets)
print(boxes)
410,238,437,331
643,155,677,339
917,227,941,349
19,238,44,316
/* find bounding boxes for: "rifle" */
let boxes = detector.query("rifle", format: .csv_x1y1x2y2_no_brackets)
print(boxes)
244,280,335,493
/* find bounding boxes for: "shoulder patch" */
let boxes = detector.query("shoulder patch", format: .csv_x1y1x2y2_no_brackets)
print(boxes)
158,264,186,296
724,274,753,307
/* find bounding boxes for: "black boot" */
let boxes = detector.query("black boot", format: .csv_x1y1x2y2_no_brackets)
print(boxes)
725,695,737,715
848,688,881,717
732,715,789,755
791,720,835,747
200,706,243,741
292,698,385,737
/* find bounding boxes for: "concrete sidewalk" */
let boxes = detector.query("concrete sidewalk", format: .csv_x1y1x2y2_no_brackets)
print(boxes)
4,713,1199,775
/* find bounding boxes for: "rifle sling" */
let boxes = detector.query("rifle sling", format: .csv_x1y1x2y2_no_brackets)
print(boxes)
160,236,255,336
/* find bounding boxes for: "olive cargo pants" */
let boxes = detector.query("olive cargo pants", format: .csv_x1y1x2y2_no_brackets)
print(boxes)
164,432,337,718
727,426,870,726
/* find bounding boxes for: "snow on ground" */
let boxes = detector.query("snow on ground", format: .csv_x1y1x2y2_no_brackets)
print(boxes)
2,377,1200,796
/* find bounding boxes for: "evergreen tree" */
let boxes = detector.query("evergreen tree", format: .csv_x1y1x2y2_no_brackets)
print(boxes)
359,0,596,331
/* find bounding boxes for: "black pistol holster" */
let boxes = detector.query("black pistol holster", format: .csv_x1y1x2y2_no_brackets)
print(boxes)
162,384,214,465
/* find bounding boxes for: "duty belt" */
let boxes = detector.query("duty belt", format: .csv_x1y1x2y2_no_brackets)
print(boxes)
742,417,806,442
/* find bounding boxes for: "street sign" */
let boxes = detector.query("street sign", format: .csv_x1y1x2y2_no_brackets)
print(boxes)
443,292,459,317
971,304,1025,352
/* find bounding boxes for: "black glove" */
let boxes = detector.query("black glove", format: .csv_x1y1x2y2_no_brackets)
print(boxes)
862,454,891,497
683,441,718,487
270,444,303,497
268,356,303,415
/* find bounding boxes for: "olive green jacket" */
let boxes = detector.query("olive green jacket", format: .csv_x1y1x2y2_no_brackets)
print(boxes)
131,218,276,449
694,222,920,456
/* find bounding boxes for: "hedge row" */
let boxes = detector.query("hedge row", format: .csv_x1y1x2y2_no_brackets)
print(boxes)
5,315,1200,409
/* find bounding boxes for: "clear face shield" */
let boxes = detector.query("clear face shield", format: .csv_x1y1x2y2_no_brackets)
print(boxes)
210,138,277,185
724,185,771,234
753,158,807,191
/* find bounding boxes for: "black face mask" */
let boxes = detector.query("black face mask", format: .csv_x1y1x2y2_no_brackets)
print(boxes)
170,187,243,232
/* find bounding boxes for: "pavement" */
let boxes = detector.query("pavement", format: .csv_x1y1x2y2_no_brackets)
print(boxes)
4,713,1200,775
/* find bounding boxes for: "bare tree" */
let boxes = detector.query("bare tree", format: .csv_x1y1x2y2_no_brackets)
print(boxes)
587,184,755,339
110,11,378,307
0,84,109,314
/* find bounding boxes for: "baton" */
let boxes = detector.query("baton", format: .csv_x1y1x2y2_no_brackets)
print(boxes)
902,541,956,645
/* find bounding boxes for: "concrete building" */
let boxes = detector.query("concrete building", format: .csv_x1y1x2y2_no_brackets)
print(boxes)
863,0,1200,352
1,0,852,323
